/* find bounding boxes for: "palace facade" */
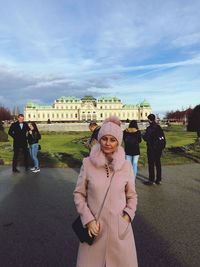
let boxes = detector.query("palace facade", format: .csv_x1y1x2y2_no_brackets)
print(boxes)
24,96,152,122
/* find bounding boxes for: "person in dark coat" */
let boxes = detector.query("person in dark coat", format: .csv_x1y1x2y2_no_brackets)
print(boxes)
123,120,141,178
27,122,41,173
143,114,166,185
8,114,29,173
87,122,101,149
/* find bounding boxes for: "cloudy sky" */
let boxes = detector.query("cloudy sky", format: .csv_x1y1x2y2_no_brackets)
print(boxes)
0,0,200,115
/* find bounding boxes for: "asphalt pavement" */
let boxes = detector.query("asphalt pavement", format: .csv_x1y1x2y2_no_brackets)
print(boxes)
0,163,199,267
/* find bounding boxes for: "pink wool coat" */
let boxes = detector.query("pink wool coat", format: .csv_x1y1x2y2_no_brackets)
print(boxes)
74,144,138,267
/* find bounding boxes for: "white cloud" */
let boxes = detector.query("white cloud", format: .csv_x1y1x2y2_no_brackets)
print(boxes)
172,33,200,47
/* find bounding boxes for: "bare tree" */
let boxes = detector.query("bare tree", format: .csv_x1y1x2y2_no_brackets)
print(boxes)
0,106,12,121
0,106,11,141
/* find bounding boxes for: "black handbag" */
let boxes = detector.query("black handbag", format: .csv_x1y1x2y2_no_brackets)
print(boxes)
72,171,115,246
38,144,41,150
72,216,95,245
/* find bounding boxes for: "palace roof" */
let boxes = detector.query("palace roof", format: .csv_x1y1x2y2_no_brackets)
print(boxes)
25,96,151,108
81,96,96,101
139,99,150,107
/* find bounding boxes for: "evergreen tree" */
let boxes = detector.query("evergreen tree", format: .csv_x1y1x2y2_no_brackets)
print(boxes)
187,104,200,138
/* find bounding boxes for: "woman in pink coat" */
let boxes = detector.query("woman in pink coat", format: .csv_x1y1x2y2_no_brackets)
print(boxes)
74,117,138,267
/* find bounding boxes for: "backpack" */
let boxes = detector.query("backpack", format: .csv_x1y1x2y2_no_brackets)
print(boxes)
155,126,166,149
124,132,138,146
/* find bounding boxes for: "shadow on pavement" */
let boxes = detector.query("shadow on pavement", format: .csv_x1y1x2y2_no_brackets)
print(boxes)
136,173,149,183
134,213,185,267
55,150,88,170
0,169,79,267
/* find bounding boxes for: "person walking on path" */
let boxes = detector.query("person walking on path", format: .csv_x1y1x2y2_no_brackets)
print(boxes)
143,114,166,185
123,120,141,178
8,114,29,173
74,116,138,267
27,122,41,173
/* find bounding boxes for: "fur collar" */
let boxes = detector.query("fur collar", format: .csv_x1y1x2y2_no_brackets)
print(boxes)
89,143,126,171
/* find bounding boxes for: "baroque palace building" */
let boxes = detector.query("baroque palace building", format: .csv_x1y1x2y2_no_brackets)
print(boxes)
24,96,152,122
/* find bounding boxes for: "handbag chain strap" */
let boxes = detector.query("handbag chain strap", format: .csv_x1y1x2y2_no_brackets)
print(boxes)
96,170,115,221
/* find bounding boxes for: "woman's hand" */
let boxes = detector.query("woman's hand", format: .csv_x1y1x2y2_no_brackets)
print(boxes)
87,220,100,237
122,213,131,223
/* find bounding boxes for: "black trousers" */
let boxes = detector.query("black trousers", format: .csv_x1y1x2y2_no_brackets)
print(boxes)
147,147,162,182
12,146,29,171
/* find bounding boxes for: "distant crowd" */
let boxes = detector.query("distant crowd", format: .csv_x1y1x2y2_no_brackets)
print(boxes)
87,114,166,185
8,113,166,184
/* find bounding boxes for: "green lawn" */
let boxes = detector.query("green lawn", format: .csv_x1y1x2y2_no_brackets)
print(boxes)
0,131,90,167
0,126,198,167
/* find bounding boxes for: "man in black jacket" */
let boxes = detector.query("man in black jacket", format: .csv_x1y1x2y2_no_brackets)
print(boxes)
143,114,166,185
8,114,29,172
